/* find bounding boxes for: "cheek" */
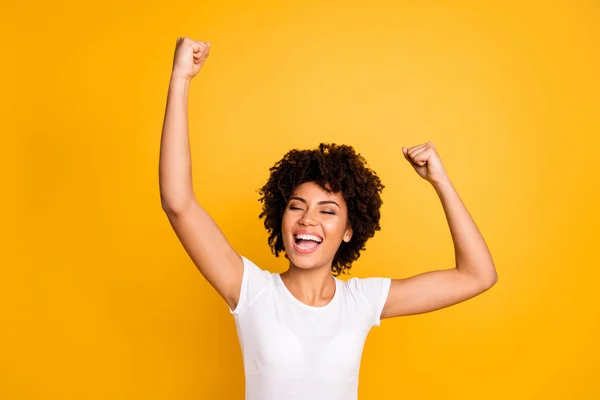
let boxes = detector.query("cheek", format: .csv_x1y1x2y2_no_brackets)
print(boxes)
323,219,347,240
281,212,293,235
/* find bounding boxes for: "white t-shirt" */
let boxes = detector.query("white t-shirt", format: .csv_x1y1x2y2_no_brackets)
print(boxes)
229,256,392,400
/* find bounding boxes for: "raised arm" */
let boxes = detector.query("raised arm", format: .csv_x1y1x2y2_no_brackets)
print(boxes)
381,142,498,319
159,37,243,310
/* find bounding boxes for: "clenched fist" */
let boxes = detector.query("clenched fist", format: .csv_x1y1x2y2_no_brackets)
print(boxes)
171,37,211,80
402,142,449,184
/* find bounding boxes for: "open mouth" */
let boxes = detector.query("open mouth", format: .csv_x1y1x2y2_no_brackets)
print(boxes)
293,233,323,253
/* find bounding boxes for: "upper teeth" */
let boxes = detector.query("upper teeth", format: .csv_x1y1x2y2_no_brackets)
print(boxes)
296,234,322,243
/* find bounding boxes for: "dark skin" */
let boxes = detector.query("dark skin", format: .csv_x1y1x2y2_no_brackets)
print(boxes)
162,37,498,319
279,181,352,307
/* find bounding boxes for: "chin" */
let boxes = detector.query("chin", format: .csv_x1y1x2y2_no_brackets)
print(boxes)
286,252,330,271
289,257,318,270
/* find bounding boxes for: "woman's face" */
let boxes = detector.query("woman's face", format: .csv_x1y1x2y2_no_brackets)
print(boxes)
281,181,352,271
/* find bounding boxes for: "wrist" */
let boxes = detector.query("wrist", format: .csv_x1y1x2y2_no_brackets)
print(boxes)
168,74,192,97
431,176,453,192
170,73,192,87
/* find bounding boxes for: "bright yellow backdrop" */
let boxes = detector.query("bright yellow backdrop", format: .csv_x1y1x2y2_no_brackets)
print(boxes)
2,0,599,398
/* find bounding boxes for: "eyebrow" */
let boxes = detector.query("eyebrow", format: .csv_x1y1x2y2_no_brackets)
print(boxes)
289,196,340,208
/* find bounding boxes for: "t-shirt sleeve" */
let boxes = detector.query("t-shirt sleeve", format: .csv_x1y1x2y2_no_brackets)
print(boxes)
353,277,392,327
229,256,271,316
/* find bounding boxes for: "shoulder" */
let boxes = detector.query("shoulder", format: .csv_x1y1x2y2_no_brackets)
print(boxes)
342,276,392,327
230,256,274,315
240,256,274,293
240,256,273,281
344,276,392,298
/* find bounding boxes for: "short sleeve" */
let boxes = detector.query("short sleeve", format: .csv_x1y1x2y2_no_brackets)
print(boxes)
352,277,392,327
229,256,271,315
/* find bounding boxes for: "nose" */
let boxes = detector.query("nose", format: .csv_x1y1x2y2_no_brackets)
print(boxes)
298,208,317,226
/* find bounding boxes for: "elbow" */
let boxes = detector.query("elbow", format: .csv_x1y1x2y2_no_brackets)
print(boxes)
475,260,498,290
160,188,196,215
481,270,498,290
161,198,193,216
160,198,176,214
457,261,498,290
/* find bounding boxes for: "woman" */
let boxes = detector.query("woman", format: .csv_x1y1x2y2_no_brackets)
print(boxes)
159,37,498,400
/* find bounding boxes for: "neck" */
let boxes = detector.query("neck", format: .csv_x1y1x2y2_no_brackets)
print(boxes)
280,261,336,306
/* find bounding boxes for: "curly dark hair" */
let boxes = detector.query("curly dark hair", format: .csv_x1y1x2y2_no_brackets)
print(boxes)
258,143,385,276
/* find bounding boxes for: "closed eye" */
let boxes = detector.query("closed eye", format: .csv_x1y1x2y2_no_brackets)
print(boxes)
288,205,335,214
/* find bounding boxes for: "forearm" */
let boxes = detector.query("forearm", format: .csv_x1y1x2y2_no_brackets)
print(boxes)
432,178,498,287
159,76,195,213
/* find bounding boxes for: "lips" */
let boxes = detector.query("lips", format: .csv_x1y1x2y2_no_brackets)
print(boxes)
292,238,321,254
292,231,323,255
293,231,323,242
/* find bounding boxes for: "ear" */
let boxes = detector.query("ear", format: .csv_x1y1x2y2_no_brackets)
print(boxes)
343,225,353,242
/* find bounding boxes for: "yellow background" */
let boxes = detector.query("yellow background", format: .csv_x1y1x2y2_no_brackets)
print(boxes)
2,0,599,398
